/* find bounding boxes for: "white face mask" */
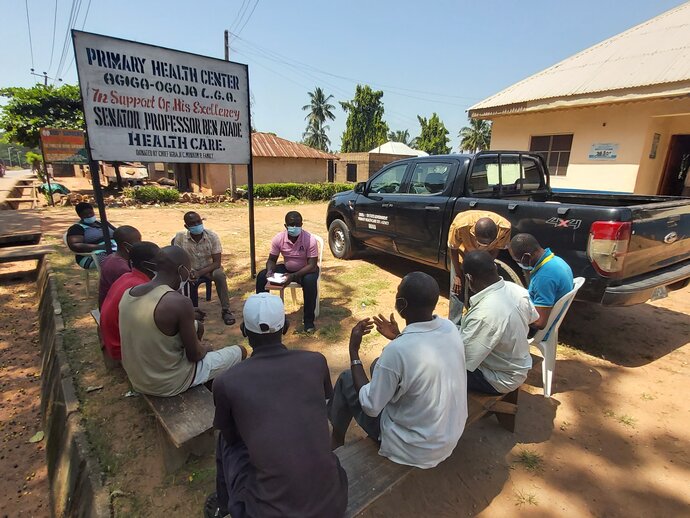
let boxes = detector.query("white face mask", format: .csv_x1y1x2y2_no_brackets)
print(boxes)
178,265,190,292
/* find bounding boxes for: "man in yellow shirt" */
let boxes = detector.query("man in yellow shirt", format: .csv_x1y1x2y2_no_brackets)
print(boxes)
447,210,512,324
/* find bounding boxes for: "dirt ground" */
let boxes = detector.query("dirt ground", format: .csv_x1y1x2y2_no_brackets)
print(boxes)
1,199,689,517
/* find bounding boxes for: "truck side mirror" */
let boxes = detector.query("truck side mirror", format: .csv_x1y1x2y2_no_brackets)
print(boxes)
354,182,366,194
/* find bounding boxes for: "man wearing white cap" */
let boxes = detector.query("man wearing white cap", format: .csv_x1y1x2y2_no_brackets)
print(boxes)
206,293,347,518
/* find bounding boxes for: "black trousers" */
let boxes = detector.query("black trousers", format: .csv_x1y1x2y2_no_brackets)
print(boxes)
256,264,319,327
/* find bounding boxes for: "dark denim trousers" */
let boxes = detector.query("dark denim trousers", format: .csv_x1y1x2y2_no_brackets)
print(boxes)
256,264,319,327
327,370,381,441
467,369,501,395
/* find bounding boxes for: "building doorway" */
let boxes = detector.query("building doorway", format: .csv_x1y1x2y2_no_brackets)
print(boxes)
173,163,192,192
346,163,357,182
658,135,690,196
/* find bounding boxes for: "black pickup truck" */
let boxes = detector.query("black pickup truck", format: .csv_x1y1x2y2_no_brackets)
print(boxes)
326,151,690,306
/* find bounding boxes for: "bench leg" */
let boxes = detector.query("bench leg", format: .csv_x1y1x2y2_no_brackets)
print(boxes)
494,389,519,433
157,425,215,474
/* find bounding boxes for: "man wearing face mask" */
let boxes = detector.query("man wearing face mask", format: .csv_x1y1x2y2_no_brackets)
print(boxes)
461,251,538,394
66,202,117,269
509,233,573,332
256,211,319,332
98,225,142,308
173,211,235,325
205,293,347,518
100,241,159,362
447,210,512,325
119,246,246,397
328,272,468,469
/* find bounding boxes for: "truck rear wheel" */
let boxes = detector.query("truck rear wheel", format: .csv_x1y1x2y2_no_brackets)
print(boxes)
329,219,358,259
495,258,525,287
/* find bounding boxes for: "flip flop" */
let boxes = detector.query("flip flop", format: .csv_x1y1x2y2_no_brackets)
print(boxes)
222,310,236,326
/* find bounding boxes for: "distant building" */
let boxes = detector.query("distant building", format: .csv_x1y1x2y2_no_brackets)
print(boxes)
159,132,338,194
336,141,428,183
469,2,690,196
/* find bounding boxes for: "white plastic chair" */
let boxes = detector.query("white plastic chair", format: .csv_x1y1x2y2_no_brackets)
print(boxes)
529,277,584,398
267,234,324,318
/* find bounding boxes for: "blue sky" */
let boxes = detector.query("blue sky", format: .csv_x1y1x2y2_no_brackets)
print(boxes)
1,0,685,151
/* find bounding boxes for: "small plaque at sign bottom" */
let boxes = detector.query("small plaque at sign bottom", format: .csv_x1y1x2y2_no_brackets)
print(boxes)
650,286,668,301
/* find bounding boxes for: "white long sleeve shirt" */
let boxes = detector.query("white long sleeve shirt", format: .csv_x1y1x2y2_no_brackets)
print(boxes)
461,279,538,393
358,316,468,469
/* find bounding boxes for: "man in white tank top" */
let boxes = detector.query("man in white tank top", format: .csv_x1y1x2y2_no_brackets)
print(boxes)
119,246,246,397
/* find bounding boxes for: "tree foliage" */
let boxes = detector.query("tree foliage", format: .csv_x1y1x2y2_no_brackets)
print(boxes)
387,129,411,145
459,118,492,152
0,84,84,149
415,113,451,155
302,87,335,151
340,85,388,152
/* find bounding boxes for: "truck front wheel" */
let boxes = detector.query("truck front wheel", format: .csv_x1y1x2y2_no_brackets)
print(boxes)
329,219,358,259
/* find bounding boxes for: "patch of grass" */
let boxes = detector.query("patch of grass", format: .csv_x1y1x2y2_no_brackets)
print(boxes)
514,449,543,472
514,490,538,507
318,324,343,342
359,297,378,308
640,392,656,401
617,414,637,428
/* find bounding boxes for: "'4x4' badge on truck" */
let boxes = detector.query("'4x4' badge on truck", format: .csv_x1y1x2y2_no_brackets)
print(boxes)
546,217,582,229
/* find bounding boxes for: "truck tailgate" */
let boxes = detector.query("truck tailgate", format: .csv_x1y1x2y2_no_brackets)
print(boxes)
624,199,690,278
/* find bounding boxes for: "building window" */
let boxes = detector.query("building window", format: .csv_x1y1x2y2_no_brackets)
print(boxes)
346,163,357,182
529,134,573,176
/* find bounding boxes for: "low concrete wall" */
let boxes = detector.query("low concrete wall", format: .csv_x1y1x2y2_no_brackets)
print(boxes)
37,261,109,517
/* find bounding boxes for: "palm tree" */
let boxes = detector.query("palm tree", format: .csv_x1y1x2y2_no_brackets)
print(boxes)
387,129,411,145
302,87,335,127
459,118,492,152
302,87,335,152
303,120,331,152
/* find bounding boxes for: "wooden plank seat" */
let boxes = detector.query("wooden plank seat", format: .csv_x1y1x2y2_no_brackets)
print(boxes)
142,386,217,473
335,389,519,518
0,244,53,266
90,309,120,370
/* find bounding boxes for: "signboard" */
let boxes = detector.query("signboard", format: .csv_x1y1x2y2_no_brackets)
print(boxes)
588,143,618,161
40,128,88,164
72,30,250,164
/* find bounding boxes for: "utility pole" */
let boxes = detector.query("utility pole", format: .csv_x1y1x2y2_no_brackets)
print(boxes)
7,147,14,167
224,30,238,199
30,68,61,86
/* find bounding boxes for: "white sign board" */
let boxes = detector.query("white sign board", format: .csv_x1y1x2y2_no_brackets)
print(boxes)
588,143,618,161
72,30,250,164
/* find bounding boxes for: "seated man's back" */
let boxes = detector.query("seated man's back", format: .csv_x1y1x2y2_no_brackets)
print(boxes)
214,347,347,517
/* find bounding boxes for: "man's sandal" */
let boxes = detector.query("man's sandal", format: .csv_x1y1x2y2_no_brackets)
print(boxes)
222,310,236,326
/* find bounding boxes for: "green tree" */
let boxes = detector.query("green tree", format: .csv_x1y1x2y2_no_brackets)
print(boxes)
0,84,84,149
415,113,451,155
459,118,492,152
302,87,335,151
340,85,388,152
303,120,331,151
387,129,411,145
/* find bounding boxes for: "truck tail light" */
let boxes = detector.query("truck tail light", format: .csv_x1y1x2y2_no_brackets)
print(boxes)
587,221,632,277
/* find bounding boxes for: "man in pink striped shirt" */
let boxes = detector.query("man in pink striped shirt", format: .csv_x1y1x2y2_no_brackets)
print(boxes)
255,211,319,332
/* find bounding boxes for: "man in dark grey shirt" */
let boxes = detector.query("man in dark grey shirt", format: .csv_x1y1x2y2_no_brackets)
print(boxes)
206,293,347,518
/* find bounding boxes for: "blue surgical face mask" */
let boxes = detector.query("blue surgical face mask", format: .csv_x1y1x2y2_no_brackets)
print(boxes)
286,226,302,237
82,216,97,224
187,224,204,235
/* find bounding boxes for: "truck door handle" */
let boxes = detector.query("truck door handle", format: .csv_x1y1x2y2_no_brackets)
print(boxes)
382,202,394,208
469,200,478,207
425,206,441,211
508,203,518,211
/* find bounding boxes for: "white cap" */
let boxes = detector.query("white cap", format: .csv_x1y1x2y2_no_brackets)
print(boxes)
243,293,285,334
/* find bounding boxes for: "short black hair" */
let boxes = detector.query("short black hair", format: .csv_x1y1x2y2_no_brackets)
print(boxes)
183,211,200,224
130,241,160,271
510,233,541,257
285,211,302,223
463,250,498,281
475,217,498,241
75,202,93,216
113,225,140,246
399,271,439,310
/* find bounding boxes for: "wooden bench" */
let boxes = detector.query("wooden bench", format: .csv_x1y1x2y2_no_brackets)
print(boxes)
143,386,217,473
335,389,519,518
90,309,121,370
0,244,53,270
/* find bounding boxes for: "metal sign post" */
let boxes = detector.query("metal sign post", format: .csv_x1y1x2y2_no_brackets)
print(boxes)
86,138,113,254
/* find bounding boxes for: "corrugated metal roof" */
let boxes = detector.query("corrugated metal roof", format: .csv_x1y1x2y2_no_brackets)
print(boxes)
251,132,337,159
470,2,690,116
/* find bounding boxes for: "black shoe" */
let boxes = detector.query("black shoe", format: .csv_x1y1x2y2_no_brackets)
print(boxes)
204,493,228,518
